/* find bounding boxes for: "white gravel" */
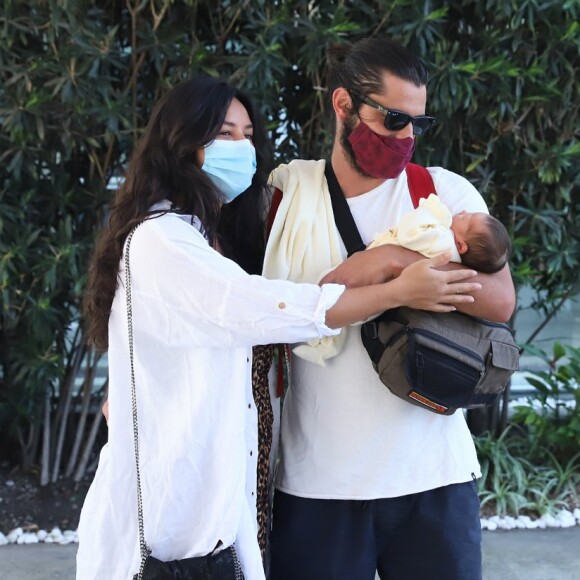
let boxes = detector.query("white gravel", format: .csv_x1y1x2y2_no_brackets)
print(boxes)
481,508,580,531
0,508,579,547
0,526,78,546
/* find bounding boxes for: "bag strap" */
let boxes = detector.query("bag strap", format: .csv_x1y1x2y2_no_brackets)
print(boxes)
406,162,436,208
124,223,153,579
324,163,366,256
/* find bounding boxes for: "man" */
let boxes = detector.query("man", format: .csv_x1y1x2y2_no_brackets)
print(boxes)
264,38,515,580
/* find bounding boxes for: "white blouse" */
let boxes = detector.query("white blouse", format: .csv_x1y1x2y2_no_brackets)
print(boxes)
76,208,345,580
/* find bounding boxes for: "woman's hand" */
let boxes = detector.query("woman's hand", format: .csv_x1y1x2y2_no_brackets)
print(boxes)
392,253,481,312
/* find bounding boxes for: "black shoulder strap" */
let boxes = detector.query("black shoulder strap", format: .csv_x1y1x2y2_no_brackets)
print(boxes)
324,163,366,256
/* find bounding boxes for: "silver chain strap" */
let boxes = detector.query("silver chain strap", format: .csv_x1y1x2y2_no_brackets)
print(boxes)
124,224,152,579
232,545,243,580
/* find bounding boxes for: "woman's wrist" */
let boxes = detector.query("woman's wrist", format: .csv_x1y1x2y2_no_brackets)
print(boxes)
379,276,404,310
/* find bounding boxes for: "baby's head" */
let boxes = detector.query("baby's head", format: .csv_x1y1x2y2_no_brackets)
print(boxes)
451,211,511,273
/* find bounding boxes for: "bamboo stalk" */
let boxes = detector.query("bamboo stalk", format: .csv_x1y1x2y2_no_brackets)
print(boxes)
40,385,52,486
65,350,99,478
52,339,87,482
74,382,108,482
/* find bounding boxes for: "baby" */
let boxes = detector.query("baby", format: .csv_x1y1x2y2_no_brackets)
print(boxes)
367,194,511,274
293,194,511,366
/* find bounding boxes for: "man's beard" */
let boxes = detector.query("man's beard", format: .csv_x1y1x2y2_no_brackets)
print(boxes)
339,113,373,178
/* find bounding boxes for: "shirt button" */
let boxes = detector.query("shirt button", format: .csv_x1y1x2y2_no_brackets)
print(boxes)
277,301,286,310
248,403,251,409
247,357,250,362
250,450,253,456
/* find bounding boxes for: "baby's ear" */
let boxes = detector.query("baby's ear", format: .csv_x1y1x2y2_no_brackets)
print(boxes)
456,240,468,255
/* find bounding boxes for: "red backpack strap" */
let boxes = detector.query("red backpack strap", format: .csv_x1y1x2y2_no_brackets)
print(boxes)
266,187,291,397
406,162,436,208
267,187,283,236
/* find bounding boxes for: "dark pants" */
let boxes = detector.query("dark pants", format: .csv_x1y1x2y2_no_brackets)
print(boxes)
269,481,482,580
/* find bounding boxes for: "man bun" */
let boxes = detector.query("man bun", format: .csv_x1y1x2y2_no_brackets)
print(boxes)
326,42,352,65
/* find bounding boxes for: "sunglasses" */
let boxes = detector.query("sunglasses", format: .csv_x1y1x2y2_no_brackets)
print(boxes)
355,94,436,136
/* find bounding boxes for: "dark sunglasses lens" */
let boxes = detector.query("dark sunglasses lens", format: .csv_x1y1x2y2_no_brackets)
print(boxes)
413,117,435,136
383,110,436,135
384,111,412,132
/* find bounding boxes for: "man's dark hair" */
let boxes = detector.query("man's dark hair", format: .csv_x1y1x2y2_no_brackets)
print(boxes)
326,38,429,103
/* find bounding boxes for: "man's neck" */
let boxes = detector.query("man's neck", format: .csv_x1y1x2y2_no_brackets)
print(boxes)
330,145,386,198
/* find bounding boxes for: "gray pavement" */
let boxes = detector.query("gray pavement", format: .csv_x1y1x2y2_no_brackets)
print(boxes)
1,528,579,579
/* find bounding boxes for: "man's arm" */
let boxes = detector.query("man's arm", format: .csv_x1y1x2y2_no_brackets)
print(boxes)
450,263,514,322
319,244,515,323
318,244,417,286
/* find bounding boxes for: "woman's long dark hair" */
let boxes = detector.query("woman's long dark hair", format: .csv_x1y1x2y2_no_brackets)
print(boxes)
83,76,273,350
216,90,272,275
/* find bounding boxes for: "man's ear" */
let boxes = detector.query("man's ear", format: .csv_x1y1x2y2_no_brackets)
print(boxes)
332,88,353,123
456,239,468,255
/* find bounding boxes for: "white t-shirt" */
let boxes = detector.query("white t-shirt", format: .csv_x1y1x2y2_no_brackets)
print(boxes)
275,166,487,500
76,208,345,580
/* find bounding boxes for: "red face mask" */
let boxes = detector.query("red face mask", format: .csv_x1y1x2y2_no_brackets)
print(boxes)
347,121,415,179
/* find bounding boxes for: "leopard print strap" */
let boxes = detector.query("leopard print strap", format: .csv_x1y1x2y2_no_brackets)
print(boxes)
251,344,275,561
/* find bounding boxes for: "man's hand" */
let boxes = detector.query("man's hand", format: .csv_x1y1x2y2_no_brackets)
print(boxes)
320,245,420,287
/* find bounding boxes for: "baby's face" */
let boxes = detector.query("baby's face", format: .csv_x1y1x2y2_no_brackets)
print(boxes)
451,211,487,241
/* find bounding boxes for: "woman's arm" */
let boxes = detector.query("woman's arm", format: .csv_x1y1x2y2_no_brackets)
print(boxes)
320,244,515,323
132,218,479,348
324,253,481,328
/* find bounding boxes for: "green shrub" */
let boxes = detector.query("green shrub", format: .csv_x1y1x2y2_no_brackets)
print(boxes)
475,426,580,517
512,343,580,461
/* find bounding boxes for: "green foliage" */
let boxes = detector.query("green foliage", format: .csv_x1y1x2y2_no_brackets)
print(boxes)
475,426,580,517
511,343,580,459
1,0,579,475
1,2,122,467
476,428,532,516
478,341,580,518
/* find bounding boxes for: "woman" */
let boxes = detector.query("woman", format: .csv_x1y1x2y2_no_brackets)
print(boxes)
77,75,480,580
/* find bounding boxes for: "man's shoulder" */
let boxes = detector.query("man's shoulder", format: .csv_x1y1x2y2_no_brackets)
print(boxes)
425,166,488,213
426,166,471,186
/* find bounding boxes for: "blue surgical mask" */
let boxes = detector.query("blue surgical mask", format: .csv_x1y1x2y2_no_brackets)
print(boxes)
201,139,257,203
